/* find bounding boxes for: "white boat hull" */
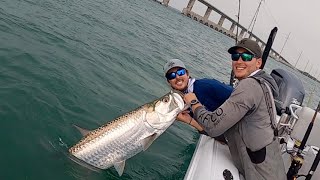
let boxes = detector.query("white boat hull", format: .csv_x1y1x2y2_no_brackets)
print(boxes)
184,135,242,180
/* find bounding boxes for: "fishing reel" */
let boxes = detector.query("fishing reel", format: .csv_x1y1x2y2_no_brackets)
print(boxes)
285,101,320,180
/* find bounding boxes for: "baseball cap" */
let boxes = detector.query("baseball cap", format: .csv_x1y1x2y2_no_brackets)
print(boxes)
163,59,186,75
228,38,262,58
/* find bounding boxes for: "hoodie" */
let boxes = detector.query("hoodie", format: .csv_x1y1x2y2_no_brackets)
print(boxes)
193,69,279,150
193,70,285,180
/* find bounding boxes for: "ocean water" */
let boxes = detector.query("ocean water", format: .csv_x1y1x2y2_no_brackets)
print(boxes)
0,0,319,179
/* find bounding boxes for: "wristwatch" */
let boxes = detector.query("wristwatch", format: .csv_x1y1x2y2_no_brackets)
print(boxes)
190,99,199,106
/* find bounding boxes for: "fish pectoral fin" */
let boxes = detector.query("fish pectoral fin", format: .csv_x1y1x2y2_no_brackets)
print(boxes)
73,124,91,136
141,133,158,151
114,160,126,176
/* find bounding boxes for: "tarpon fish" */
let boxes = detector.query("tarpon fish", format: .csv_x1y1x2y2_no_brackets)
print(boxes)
69,91,184,176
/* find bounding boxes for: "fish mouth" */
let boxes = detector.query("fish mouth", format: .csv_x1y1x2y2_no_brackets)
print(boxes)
171,91,184,110
171,89,184,97
146,91,184,130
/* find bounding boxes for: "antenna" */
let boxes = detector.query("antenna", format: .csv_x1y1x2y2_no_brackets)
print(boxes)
229,0,241,86
244,0,263,37
235,0,241,43
294,51,302,68
303,59,310,72
279,32,291,55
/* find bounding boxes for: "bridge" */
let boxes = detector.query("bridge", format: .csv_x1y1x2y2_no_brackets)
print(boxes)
159,0,292,67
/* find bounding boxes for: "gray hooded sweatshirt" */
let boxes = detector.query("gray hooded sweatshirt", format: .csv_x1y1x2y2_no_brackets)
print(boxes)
194,70,286,180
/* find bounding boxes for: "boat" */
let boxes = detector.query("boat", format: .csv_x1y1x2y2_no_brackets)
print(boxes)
184,135,242,180
184,67,320,179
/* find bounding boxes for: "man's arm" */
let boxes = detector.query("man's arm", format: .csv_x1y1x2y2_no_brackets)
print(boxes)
176,111,205,132
187,79,259,137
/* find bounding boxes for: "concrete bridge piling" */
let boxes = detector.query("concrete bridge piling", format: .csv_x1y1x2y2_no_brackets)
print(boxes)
158,0,291,67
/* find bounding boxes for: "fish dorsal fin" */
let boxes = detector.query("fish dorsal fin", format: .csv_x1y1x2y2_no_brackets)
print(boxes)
73,124,91,136
141,133,158,151
114,160,126,176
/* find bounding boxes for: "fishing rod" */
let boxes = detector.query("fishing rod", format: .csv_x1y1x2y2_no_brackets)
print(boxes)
229,27,278,86
287,101,320,180
261,27,277,69
229,0,240,86
305,146,320,180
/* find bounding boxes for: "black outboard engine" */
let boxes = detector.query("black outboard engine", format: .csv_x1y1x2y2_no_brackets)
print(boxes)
270,68,305,115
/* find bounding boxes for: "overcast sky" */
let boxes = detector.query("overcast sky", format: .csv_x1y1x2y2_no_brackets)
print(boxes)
167,0,320,79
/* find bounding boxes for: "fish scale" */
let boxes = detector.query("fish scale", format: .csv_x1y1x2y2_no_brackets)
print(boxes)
69,91,184,175
76,114,150,168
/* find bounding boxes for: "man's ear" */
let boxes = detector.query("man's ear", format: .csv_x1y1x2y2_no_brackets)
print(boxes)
256,58,263,69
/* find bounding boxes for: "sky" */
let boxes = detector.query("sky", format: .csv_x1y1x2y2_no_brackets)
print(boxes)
167,0,320,79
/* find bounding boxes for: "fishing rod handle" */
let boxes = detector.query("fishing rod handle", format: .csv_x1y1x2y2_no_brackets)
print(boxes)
316,101,320,112
298,101,320,152
311,101,320,123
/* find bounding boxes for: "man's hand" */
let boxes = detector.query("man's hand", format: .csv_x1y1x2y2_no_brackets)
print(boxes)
184,93,202,112
176,110,192,124
184,93,197,104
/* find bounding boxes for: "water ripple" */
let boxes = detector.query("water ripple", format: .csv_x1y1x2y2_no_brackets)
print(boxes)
0,0,319,179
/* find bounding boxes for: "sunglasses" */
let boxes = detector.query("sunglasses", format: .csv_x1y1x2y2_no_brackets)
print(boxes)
231,52,255,62
166,68,186,80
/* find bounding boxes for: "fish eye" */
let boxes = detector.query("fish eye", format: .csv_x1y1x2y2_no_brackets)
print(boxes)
162,96,170,103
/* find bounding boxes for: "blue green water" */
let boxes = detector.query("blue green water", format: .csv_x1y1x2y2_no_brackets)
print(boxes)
0,0,319,179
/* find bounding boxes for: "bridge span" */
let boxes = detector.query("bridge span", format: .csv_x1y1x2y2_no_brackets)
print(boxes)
158,0,292,67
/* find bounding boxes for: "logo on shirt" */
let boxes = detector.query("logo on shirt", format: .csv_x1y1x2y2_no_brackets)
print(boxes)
199,108,226,127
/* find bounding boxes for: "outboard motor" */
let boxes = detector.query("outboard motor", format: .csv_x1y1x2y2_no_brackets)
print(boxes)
270,69,305,115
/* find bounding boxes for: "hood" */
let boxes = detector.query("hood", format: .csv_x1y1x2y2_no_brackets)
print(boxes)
183,78,196,94
252,70,279,97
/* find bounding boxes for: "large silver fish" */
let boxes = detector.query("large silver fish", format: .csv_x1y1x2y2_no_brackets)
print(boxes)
69,91,184,176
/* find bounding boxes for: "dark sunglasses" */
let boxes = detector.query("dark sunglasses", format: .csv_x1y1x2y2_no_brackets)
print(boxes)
166,68,186,80
231,52,255,62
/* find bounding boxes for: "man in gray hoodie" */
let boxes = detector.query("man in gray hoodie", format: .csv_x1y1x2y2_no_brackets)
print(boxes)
184,38,286,180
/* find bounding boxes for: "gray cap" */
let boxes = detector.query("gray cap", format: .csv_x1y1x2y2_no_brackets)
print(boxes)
228,38,262,58
163,59,186,75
